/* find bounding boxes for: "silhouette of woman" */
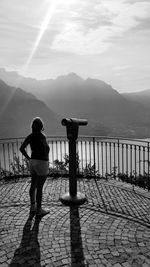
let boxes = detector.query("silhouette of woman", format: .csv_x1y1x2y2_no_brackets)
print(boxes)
20,117,49,216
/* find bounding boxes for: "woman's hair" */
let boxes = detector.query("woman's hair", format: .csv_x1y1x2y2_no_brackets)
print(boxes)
31,117,44,132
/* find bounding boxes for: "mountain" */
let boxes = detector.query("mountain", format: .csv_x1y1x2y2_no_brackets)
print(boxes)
0,68,54,98
0,68,150,138
122,89,150,110
0,79,64,138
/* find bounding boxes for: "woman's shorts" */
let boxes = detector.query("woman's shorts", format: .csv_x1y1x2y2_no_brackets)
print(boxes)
29,159,49,176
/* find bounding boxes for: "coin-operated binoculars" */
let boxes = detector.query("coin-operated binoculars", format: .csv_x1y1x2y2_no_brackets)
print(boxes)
60,118,88,206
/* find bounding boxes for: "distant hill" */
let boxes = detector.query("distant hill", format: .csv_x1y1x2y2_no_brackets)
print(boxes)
0,79,63,138
0,68,150,138
122,90,150,110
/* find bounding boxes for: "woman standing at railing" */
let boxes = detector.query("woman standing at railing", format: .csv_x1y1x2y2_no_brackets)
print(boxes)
20,117,49,217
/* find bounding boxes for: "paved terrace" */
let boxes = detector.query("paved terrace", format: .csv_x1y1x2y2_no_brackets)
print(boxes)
0,177,150,267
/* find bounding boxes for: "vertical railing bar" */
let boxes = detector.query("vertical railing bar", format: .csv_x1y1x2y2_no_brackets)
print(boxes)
60,140,63,176
59,140,61,162
51,140,54,170
82,139,85,175
47,138,50,171
93,137,96,177
109,142,112,176
64,139,67,157
118,139,120,177
56,140,59,172
16,138,19,159
143,146,145,175
66,139,68,176
20,140,24,176
76,140,79,175
63,140,65,163
77,140,79,175
89,140,92,176
3,143,6,172
148,142,150,190
101,142,104,177
60,140,62,162
56,140,58,160
0,143,2,172
7,142,11,174
76,141,79,177
65,139,68,176
10,142,13,175
113,142,116,179
20,139,24,176
105,142,108,175
12,141,15,175
139,145,141,176
97,141,100,176
135,145,137,184
81,139,83,175
126,144,128,176
141,146,143,176
15,138,19,176
130,145,132,181
85,140,87,172
137,145,139,177
122,143,124,174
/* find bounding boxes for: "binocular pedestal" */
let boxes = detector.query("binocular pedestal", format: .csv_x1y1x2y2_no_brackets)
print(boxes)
60,140,86,206
60,118,88,206
60,192,86,206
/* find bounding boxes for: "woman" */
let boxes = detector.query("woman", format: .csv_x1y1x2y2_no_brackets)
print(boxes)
20,117,50,216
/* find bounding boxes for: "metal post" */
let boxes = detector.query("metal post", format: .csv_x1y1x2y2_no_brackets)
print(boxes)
60,118,88,206
69,139,77,197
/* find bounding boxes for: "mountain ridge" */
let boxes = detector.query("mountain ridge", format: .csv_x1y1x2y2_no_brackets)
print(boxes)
0,68,150,138
0,79,64,138
122,90,150,111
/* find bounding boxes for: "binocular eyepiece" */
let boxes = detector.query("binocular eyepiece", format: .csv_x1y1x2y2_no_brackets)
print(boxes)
61,118,88,127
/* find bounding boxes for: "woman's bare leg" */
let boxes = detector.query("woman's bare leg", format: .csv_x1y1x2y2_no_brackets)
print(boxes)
29,175,37,210
36,176,47,210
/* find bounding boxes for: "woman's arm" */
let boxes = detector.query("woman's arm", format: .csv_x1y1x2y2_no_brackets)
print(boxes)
20,138,30,160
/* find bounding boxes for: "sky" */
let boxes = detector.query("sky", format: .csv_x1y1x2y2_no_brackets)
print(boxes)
0,0,150,93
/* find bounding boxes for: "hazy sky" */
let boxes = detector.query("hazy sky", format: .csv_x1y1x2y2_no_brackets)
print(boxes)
0,0,150,92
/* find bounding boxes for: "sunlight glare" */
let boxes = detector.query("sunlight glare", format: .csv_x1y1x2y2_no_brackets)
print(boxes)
0,1,57,116
22,1,57,76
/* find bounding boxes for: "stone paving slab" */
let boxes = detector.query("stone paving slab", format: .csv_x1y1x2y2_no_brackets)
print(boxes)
0,177,150,266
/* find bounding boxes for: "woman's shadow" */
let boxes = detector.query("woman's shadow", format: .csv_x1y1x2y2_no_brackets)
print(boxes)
9,214,42,267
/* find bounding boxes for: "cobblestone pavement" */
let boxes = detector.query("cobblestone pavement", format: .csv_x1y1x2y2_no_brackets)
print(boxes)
0,177,150,267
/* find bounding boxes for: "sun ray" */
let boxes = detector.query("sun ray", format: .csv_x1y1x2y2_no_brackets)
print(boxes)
0,2,57,117
22,2,56,77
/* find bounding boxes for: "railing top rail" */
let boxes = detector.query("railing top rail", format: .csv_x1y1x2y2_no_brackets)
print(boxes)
78,135,150,144
0,135,67,142
0,135,150,145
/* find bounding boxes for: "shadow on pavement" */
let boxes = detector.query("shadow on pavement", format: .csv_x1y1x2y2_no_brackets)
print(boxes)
9,214,41,267
70,206,87,267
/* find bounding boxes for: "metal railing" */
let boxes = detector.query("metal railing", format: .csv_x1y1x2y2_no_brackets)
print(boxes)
0,136,150,186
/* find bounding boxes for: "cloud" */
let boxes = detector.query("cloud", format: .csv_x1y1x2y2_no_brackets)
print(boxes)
0,0,150,91
50,0,150,55
0,0,150,57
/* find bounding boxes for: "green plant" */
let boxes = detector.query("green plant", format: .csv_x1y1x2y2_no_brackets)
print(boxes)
118,170,150,190
49,153,81,176
11,153,29,175
83,163,100,178
0,167,13,179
